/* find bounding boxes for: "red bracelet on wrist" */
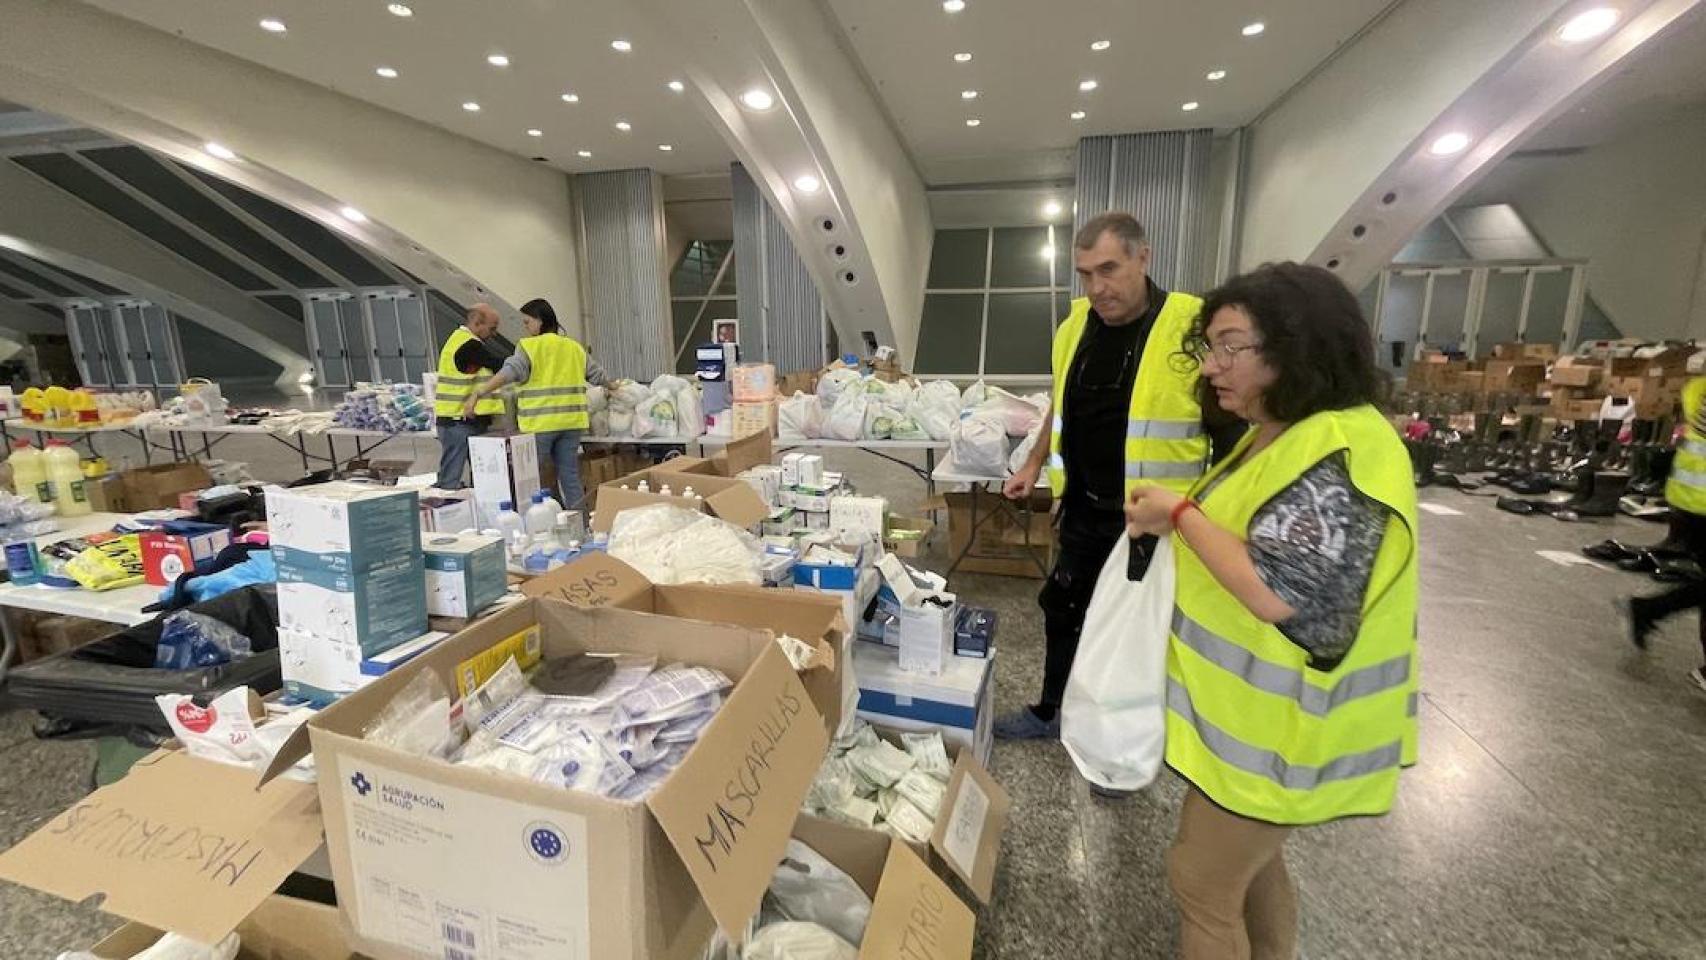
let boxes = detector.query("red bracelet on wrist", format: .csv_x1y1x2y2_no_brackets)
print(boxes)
1169,498,1200,528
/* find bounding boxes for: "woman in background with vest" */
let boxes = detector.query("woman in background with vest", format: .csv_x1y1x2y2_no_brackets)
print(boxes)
461,299,608,512
1625,365,1706,695
1123,262,1419,960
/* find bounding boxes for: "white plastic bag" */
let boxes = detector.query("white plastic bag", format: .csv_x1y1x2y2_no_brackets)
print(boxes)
1009,421,1044,475
976,386,1045,437
587,384,607,413
743,923,857,960
960,380,989,409
816,368,862,406
778,392,824,441
675,383,704,438
767,839,874,946
1060,536,1175,791
824,388,869,442
863,402,899,440
907,390,959,442
949,414,1008,477
609,504,764,585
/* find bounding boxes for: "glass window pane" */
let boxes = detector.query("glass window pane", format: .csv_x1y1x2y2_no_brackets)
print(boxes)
914,293,983,374
1424,272,1471,352
990,227,1051,288
926,230,988,289
672,300,713,374
1377,274,1425,377
1478,271,1527,358
1053,226,1073,290
671,241,730,297
984,292,1054,375
1524,270,1570,346
714,252,737,296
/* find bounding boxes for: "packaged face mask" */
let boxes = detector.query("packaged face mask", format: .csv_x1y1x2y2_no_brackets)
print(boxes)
832,719,880,754
157,688,264,768
846,738,915,790
807,755,857,811
607,743,692,801
461,656,530,735
532,725,636,796
892,768,947,819
655,692,722,743
900,731,953,780
612,665,733,728
882,795,936,846
823,794,879,829
604,720,668,769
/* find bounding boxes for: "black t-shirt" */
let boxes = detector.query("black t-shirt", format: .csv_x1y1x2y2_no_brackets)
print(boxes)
1062,280,1167,508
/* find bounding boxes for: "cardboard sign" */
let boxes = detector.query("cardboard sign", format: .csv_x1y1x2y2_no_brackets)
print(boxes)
860,842,977,960
91,894,355,960
521,551,654,608
929,750,1012,904
0,750,324,945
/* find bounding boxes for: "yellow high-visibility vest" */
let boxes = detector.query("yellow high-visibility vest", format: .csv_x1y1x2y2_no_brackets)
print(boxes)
433,327,504,417
1165,403,1419,825
515,333,589,433
1045,292,1207,497
1665,378,1706,516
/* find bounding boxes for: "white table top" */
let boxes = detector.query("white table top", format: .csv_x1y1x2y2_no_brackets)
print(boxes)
699,436,948,450
6,418,416,441
931,454,1051,488
0,512,159,626
4,418,150,435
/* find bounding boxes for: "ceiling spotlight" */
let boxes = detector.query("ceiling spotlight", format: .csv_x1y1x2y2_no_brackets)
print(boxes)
668,80,685,93
487,53,510,67
610,39,632,52
1242,21,1265,36
1206,69,1227,81
1182,101,1200,111
203,142,238,161
615,120,632,132
1043,200,1063,217
259,17,287,33
375,66,399,79
386,3,412,17
943,0,966,11
1090,39,1111,51
462,101,481,112
526,128,543,137
1559,7,1620,42
1070,110,1087,120
658,144,674,152
339,206,367,223
953,52,972,63
1078,79,1098,92
965,118,981,127
561,92,580,103
1429,131,1471,156
740,88,775,111
577,149,592,158
793,174,822,194
1040,244,1056,260
961,90,979,100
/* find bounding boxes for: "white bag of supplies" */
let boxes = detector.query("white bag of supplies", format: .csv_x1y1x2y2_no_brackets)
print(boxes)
817,367,862,406
778,392,824,440
823,388,869,442
948,414,1008,477
1060,535,1174,792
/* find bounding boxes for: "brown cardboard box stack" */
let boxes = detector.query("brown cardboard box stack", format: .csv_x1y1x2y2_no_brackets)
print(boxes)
1542,347,1694,421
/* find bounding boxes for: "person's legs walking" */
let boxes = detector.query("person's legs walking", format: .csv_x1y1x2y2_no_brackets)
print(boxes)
1167,789,1296,960
435,420,478,490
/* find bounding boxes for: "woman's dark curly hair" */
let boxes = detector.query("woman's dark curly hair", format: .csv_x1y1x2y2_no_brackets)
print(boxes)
1181,261,1387,423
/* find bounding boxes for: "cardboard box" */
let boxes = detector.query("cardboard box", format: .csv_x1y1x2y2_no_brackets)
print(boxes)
266,482,422,558
419,491,477,533
777,370,818,397
730,400,776,438
84,474,130,513
898,600,956,676
423,532,507,618
469,432,542,525
732,362,777,401
120,462,213,510
276,626,448,707
139,522,233,586
657,431,773,479
1482,360,1547,395
1492,342,1559,362
594,466,769,533
89,894,358,960
854,639,996,765
0,749,325,945
1549,363,1603,389
941,491,1054,579
265,582,838,960
883,515,935,559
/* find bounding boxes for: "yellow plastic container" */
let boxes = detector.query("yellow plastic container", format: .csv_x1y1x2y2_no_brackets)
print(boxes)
42,386,72,428
44,440,90,516
71,388,100,426
8,441,50,505
19,387,44,424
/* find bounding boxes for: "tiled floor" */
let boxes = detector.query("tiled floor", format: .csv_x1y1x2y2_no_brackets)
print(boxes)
1,429,1703,958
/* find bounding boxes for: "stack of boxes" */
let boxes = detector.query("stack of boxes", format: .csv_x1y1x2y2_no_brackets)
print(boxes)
267,482,433,705
730,362,778,438
1409,342,1695,423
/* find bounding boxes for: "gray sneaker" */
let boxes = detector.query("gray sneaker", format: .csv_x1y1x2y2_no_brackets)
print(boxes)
993,707,1060,740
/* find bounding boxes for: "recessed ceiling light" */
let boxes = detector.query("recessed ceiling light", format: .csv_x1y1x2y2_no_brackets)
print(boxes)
577,150,592,158
1039,244,1056,260
610,39,632,52
965,118,981,127
386,3,412,17
658,144,674,152
943,0,966,11
740,88,775,111
462,101,481,112
375,66,399,79
258,17,286,33
614,120,632,132
1043,200,1063,217
526,128,543,137
1078,79,1098,92
1429,131,1471,156
953,52,972,63
1559,7,1620,42
1090,39,1111,51
668,80,685,93
203,142,238,161
1070,110,1086,120
961,90,978,100
793,174,822,194
1242,21,1265,37
339,206,367,223
1206,69,1227,81
1182,101,1200,111
487,53,510,67
561,92,580,103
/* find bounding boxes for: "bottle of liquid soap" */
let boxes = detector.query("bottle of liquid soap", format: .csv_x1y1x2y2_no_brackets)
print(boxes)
494,500,525,557
553,510,585,547
8,441,49,505
44,440,90,516
525,489,562,538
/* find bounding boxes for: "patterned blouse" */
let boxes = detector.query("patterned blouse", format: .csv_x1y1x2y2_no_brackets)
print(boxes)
1200,450,1391,670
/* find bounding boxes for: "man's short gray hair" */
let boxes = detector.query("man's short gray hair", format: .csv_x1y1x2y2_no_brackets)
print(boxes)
1074,212,1149,257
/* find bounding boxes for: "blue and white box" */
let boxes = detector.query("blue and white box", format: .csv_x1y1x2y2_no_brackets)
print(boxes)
854,639,995,765
279,627,448,706
423,533,507,618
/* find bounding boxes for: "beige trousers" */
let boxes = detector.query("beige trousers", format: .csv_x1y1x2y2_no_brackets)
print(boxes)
1167,789,1299,960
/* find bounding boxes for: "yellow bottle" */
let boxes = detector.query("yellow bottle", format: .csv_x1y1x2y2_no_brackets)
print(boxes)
8,441,50,505
44,440,90,516
20,387,43,424
42,386,71,428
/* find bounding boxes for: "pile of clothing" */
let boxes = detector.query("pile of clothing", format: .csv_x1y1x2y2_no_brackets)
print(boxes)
802,719,953,845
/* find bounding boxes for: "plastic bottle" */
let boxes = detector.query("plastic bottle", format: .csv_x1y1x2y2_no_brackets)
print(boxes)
44,440,90,516
553,510,585,547
637,479,651,493
659,483,674,497
71,389,100,426
525,489,562,537
19,387,44,424
8,442,49,505
494,500,525,557
42,386,72,428
3,537,41,586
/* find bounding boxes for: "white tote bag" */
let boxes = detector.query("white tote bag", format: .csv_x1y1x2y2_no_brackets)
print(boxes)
1060,535,1176,792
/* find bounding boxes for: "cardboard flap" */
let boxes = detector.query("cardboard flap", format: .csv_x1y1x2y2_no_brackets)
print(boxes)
647,643,830,942
859,842,976,960
520,551,654,608
928,750,1011,904
592,487,699,532
717,431,773,476
0,750,324,944
706,484,770,528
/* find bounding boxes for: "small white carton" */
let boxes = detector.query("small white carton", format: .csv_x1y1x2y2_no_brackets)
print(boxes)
422,533,507,618
469,433,541,524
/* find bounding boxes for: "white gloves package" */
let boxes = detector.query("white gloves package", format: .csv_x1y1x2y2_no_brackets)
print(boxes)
804,720,954,845
610,504,764,585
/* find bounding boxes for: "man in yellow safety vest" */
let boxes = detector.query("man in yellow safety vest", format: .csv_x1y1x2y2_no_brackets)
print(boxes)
997,212,1243,746
432,303,504,489
1628,356,1706,695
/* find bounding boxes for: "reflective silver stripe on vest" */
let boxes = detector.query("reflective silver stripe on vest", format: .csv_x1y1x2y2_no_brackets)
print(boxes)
1172,607,1411,717
1407,691,1419,717
1053,416,1064,433
1168,679,1403,789
516,385,587,399
1683,439,1706,459
436,374,478,386
519,403,588,416
1047,454,1065,470
1127,419,1204,440
1673,466,1706,488
1125,460,1204,480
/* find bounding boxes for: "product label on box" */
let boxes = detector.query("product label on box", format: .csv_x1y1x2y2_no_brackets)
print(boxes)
338,758,591,960
940,773,989,879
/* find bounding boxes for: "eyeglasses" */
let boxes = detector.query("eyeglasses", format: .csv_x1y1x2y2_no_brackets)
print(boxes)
1186,340,1263,367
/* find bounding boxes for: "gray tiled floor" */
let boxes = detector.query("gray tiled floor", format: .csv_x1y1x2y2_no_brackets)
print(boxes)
2,429,1704,957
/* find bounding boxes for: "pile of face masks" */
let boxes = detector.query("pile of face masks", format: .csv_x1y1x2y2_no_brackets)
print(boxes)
802,719,953,845
702,838,873,960
332,382,431,433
